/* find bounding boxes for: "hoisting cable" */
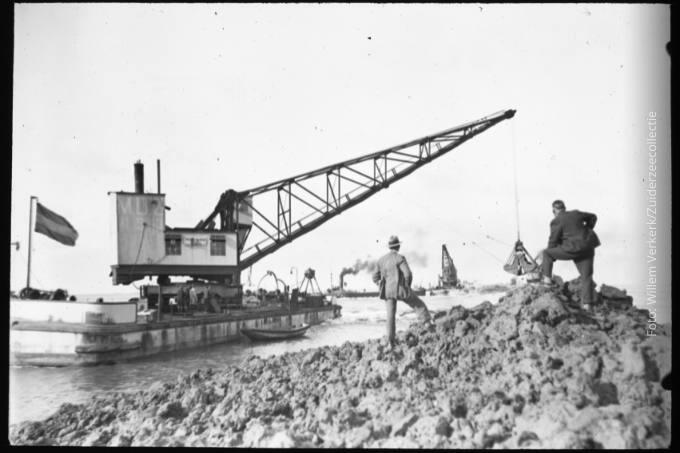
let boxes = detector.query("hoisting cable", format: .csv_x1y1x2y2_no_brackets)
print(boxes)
502,119,539,276
512,121,521,242
484,234,511,247
469,240,505,264
389,189,513,262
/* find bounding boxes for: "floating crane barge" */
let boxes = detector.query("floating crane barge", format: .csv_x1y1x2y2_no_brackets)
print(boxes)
10,109,515,366
429,244,461,295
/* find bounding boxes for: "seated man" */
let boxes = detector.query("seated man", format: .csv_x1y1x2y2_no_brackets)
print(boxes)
541,199,600,310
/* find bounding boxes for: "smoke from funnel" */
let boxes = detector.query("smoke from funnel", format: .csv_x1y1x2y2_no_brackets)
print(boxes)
339,258,378,288
339,253,428,289
340,258,377,277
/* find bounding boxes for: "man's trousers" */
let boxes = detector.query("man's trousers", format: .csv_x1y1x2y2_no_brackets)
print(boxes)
542,247,595,304
384,293,432,345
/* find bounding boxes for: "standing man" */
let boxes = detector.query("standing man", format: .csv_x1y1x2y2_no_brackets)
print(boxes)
372,235,432,348
176,285,187,313
189,284,198,311
541,200,600,310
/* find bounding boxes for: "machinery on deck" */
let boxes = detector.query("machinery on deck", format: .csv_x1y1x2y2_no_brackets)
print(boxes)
290,268,326,307
109,110,516,312
298,268,323,297
254,270,289,305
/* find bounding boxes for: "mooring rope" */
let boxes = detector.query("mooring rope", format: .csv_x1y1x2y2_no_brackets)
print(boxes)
14,248,45,289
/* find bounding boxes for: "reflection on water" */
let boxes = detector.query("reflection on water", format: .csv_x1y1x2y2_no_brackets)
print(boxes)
9,291,504,426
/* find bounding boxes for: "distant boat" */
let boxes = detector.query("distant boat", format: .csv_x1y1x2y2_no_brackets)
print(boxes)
338,290,379,298
335,287,425,299
241,323,310,341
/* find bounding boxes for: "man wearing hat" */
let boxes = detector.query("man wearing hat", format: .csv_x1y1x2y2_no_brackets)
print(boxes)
372,235,432,348
540,200,600,310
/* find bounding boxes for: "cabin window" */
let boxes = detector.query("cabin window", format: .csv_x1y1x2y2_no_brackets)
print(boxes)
210,235,226,256
165,235,182,255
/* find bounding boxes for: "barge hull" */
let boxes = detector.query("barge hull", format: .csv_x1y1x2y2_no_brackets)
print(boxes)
11,305,340,366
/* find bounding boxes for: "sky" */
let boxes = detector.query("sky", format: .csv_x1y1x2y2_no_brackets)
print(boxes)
11,4,671,321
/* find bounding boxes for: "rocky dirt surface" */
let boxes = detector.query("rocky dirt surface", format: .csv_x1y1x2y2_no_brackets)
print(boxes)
10,280,671,448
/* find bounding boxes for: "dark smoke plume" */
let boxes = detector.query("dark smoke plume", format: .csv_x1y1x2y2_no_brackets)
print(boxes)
340,258,378,279
339,252,428,286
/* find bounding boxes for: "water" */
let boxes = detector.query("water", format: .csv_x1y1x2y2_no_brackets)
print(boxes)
8,291,505,426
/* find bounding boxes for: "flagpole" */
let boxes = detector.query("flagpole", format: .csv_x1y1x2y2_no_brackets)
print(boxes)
26,196,37,289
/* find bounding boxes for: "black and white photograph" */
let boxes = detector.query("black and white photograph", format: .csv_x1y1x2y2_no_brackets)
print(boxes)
8,3,671,448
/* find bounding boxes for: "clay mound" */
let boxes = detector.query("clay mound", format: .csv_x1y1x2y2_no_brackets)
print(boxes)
10,282,671,448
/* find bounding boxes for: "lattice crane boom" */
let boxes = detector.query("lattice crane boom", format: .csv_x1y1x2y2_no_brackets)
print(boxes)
197,109,516,271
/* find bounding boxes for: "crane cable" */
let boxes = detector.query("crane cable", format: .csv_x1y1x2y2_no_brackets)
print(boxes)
511,120,521,242
503,119,538,276
469,240,505,264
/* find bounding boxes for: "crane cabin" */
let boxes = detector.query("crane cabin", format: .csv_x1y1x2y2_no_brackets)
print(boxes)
109,162,253,307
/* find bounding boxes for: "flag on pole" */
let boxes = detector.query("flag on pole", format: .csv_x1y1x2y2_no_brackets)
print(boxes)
34,202,79,246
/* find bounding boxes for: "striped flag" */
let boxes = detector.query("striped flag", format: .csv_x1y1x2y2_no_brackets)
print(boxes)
34,202,79,246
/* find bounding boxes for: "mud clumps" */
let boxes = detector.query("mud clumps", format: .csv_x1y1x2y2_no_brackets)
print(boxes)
10,281,671,448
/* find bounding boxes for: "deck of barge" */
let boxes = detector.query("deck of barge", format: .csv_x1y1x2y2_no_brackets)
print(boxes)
11,304,341,334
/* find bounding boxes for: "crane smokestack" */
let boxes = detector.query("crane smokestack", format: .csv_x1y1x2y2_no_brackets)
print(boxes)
134,160,144,194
